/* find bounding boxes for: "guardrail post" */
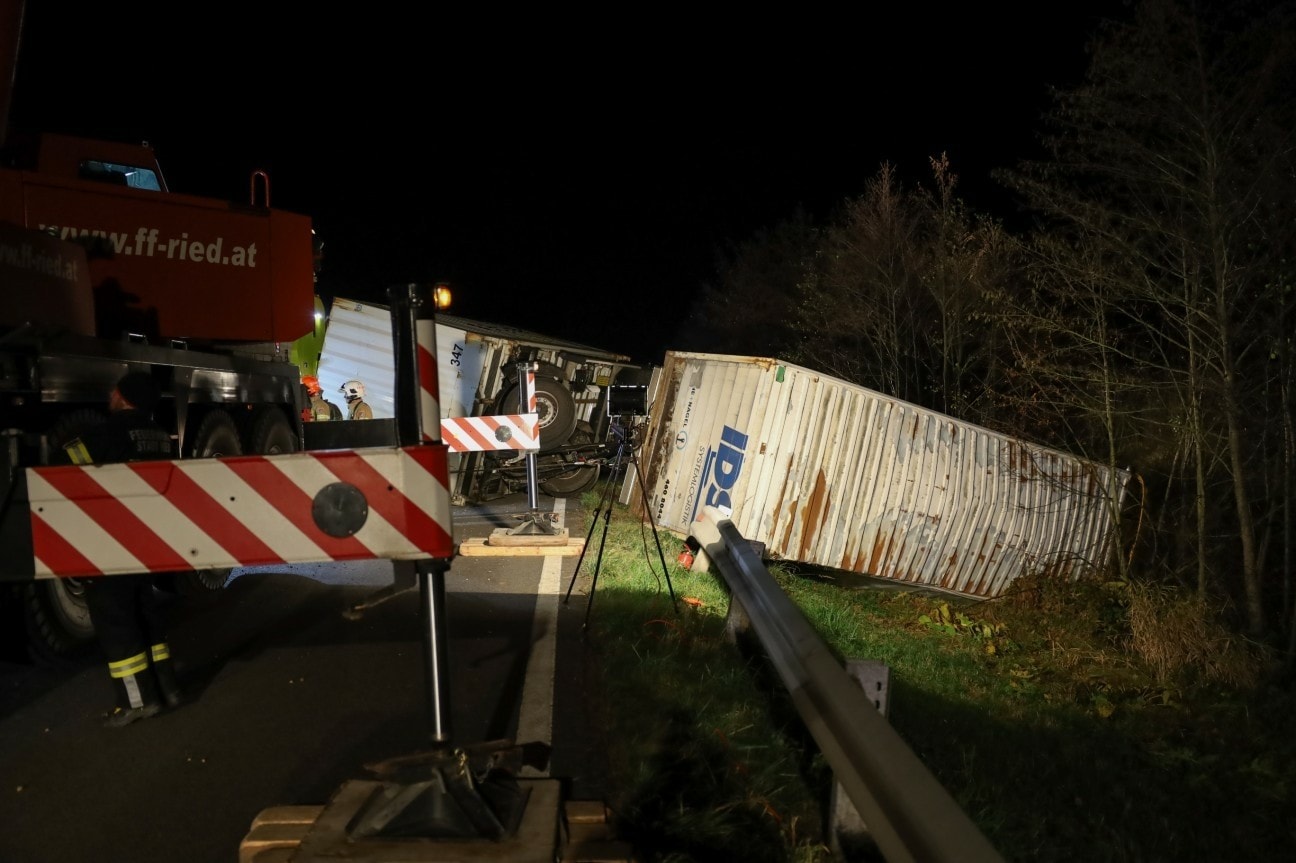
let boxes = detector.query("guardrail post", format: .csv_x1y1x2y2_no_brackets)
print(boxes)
830,660,891,860
723,595,752,646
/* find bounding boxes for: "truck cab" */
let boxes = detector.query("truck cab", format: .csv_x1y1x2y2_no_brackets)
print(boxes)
4,131,167,190
0,131,316,348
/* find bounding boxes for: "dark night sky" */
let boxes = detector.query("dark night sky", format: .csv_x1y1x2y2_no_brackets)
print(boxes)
6,1,1132,363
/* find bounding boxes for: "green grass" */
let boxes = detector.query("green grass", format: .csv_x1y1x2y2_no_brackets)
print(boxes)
573,486,1296,863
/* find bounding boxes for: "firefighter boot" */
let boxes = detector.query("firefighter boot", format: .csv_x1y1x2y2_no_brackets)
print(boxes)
104,651,163,728
150,643,185,709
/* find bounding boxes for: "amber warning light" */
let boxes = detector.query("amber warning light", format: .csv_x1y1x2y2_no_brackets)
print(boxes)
433,282,452,310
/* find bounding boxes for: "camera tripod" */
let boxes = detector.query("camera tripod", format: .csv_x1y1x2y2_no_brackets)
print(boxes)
563,417,677,629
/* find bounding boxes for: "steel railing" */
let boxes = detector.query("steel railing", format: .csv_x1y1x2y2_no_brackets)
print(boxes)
689,505,1005,863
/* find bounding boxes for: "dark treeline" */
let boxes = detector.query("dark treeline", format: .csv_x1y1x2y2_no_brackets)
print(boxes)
675,0,1296,658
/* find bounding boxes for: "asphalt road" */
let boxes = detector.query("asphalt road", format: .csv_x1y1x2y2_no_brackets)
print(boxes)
0,494,606,863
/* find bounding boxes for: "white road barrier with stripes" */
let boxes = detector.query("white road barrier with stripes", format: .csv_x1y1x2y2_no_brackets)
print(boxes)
438,364,540,453
440,413,540,452
26,445,454,579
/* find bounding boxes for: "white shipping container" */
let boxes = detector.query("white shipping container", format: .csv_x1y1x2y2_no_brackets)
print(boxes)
631,352,1131,598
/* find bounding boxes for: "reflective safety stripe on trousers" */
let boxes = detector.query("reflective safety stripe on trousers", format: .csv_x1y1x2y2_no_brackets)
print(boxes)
27,445,454,578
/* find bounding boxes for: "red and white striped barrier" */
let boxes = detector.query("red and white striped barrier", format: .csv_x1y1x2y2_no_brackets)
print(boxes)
521,368,537,413
440,413,540,453
416,317,441,442
26,446,453,579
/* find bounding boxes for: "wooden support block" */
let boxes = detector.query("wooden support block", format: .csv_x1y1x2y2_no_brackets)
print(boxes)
565,800,610,824
459,536,587,557
249,805,324,829
238,805,324,862
488,527,572,546
562,799,635,862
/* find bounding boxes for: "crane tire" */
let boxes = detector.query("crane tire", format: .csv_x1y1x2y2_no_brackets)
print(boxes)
17,580,95,666
16,410,110,665
180,411,244,595
189,411,244,458
251,408,299,455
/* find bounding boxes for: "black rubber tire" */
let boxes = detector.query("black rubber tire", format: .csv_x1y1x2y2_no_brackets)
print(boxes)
539,459,600,497
19,580,95,665
20,410,110,663
184,412,243,594
250,408,299,455
539,427,601,497
497,376,577,452
189,411,244,458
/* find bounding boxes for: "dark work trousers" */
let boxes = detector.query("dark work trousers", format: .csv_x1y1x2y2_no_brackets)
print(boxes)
83,574,170,710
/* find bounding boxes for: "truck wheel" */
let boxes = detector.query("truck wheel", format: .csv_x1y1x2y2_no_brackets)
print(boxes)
190,411,243,458
19,579,95,665
498,376,577,452
250,409,299,455
539,428,601,497
20,410,107,663
184,412,243,595
539,458,601,497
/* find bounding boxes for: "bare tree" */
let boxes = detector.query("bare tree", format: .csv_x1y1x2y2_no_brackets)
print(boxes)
673,209,818,358
787,158,1009,417
994,0,1296,637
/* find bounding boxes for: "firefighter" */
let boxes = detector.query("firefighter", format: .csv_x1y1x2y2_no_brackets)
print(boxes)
303,375,341,421
340,379,373,420
62,371,185,727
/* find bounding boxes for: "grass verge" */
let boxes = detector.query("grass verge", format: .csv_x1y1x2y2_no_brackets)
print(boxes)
573,488,1296,863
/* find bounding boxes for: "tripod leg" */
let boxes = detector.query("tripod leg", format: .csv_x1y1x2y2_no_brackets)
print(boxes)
632,458,678,612
562,443,622,603
583,501,616,630
563,454,620,605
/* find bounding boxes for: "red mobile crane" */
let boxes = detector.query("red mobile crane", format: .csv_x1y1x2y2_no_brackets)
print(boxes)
0,0,334,660
0,5,555,838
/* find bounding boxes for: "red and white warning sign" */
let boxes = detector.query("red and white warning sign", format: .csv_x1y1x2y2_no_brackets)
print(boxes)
26,445,454,579
440,413,540,453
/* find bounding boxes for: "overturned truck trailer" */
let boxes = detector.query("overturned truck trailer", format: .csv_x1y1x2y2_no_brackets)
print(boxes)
632,352,1131,599
315,298,649,503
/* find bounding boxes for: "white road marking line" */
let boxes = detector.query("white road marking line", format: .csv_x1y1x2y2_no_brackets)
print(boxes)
517,498,566,776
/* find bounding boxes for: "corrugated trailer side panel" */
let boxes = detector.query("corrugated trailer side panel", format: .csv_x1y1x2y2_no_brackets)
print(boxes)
633,353,1130,599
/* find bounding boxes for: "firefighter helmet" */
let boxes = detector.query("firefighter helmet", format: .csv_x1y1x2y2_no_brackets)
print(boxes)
340,380,365,402
302,375,322,396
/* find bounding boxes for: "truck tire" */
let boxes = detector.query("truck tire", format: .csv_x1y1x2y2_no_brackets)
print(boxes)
22,409,109,663
497,376,577,452
190,410,244,458
250,408,299,455
184,411,241,597
19,580,95,665
539,428,601,497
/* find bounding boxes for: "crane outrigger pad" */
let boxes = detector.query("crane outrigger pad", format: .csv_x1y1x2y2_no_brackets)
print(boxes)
242,779,562,862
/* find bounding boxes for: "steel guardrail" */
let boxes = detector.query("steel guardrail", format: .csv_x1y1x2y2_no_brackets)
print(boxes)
690,505,1005,863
